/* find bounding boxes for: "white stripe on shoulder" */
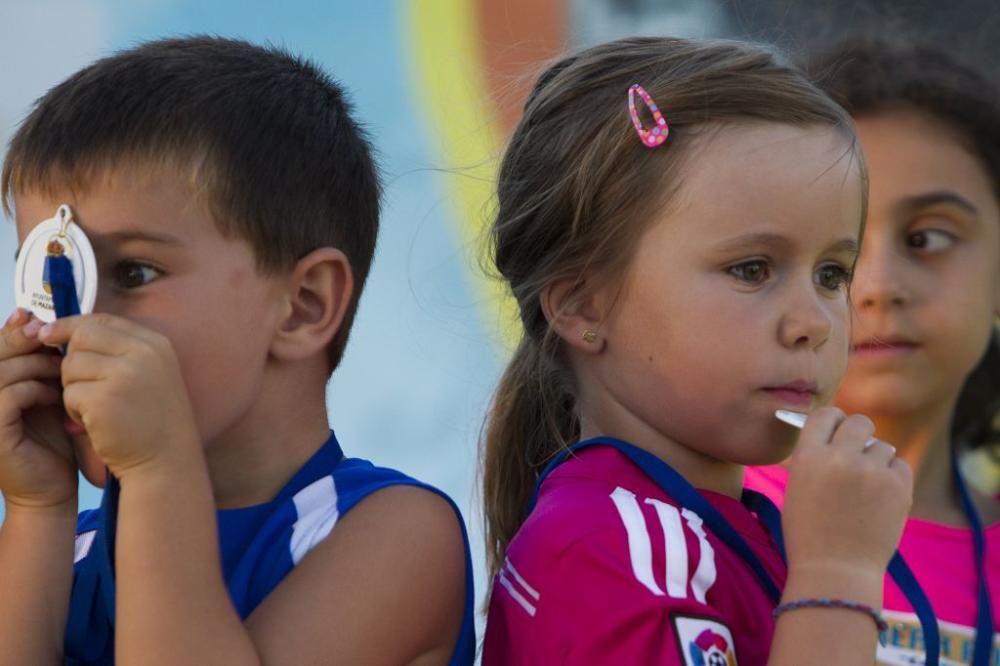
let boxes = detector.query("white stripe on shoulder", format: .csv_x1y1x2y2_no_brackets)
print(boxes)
644,497,688,598
498,558,539,616
610,486,665,596
504,557,540,601
290,475,340,565
74,530,97,564
680,508,717,603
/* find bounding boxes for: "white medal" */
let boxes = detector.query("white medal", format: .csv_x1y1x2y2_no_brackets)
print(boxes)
14,204,97,322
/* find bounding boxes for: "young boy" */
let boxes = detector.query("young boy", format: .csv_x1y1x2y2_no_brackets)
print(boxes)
0,37,473,665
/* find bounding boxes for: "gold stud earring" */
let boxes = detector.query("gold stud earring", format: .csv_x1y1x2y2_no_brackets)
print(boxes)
582,329,598,343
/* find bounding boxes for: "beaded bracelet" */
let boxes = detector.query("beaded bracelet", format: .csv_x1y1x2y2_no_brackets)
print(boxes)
773,598,888,634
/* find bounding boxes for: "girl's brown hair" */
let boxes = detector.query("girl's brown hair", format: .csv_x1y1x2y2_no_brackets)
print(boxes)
483,36,864,576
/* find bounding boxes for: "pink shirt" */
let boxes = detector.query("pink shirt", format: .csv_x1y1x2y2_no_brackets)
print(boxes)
484,447,786,666
746,464,1000,665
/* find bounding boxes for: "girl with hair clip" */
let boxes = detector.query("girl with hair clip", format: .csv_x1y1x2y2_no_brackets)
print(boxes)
747,35,1000,666
481,36,913,665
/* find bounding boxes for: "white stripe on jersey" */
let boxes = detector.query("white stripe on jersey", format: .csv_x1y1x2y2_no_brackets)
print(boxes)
290,475,340,565
610,487,719,602
680,508,717,603
74,530,97,564
644,498,688,598
504,557,540,601
498,558,539,617
610,487,665,596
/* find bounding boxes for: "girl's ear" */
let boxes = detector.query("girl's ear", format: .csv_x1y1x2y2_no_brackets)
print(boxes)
540,276,608,354
271,247,353,362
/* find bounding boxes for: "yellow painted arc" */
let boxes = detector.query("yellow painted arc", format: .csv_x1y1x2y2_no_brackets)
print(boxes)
404,0,521,350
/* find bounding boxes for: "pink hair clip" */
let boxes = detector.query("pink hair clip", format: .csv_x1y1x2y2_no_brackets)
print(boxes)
627,84,669,148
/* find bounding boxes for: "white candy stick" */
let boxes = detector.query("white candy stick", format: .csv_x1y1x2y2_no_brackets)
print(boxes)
775,410,881,450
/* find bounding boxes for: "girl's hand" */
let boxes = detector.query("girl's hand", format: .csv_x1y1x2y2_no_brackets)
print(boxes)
38,313,201,481
0,310,78,509
781,406,912,590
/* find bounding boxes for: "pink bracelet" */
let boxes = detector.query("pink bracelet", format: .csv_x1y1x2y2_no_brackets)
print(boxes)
773,598,888,634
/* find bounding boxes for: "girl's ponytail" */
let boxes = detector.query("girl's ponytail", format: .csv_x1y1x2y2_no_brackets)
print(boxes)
482,335,578,578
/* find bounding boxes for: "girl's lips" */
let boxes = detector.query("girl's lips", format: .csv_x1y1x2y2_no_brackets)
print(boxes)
761,387,815,407
851,340,920,357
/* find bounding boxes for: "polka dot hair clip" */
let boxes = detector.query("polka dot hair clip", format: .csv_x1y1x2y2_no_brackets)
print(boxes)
627,83,669,148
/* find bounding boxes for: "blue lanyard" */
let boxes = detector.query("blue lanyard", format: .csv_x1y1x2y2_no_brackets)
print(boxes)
883,448,994,666
527,437,784,604
950,446,994,666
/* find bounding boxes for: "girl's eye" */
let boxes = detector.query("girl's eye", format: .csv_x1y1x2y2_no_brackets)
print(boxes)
907,229,956,254
728,260,771,285
815,263,851,291
114,261,162,289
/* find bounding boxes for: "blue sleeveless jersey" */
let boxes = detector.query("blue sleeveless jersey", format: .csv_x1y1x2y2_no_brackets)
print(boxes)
64,433,476,665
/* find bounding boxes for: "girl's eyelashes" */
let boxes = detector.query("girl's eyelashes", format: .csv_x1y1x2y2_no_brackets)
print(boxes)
727,259,771,285
112,260,164,289
906,228,956,254
814,262,852,291
726,258,851,291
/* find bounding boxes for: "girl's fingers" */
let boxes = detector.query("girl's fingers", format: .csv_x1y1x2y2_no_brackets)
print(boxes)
795,406,846,450
828,414,876,453
862,439,897,465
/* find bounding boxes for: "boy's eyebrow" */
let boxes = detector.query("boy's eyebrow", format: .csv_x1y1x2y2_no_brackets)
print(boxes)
96,230,184,245
14,230,181,262
894,191,979,218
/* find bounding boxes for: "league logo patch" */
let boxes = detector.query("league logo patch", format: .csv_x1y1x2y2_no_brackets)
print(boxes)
674,616,738,666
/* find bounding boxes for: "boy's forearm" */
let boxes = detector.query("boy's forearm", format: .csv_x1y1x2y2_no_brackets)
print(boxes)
114,447,263,666
0,502,76,666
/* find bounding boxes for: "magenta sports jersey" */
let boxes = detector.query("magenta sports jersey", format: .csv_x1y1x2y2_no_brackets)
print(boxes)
484,446,786,666
747,464,1000,665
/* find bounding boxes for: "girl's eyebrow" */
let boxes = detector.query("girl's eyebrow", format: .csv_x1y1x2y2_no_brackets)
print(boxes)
711,232,793,255
893,190,979,218
711,232,858,256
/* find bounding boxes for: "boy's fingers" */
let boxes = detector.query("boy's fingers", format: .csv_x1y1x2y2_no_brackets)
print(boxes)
0,353,62,388
0,380,62,430
0,311,46,360
39,314,145,355
60,350,117,385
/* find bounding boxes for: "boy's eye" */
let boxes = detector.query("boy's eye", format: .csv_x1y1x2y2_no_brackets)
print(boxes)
114,261,162,289
907,229,955,254
815,263,851,291
728,260,770,285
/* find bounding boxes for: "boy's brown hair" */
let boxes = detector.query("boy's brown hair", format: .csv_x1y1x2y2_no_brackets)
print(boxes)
2,36,381,371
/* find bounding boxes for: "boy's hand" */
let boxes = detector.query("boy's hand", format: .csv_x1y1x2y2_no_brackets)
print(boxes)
0,309,78,509
38,313,200,480
781,406,913,593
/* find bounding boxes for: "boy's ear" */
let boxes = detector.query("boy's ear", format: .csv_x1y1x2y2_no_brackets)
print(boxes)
271,248,354,362
539,276,607,354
